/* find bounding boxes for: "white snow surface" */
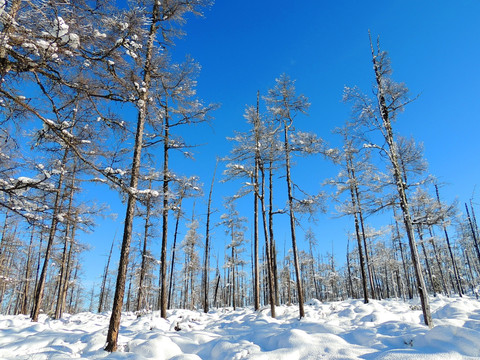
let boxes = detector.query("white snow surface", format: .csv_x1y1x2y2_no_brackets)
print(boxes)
1,296,480,359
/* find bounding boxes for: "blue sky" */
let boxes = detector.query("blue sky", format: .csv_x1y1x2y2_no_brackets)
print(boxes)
80,0,480,289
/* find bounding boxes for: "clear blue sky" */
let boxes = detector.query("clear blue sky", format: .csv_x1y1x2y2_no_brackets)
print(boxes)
80,0,480,290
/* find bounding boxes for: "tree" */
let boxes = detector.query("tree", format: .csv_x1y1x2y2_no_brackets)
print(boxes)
105,0,211,351
203,163,217,313
31,149,69,321
344,35,433,327
98,236,115,313
434,185,463,296
181,217,202,310
220,201,247,310
223,93,275,314
167,176,202,309
327,129,378,303
264,74,323,318
135,176,159,313
153,57,214,319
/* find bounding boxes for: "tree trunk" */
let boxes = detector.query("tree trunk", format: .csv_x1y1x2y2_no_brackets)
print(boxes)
105,2,159,351
464,249,477,298
434,185,462,296
357,194,375,300
268,158,279,306
168,199,182,310
253,172,260,310
55,161,77,320
231,240,236,310
137,180,152,312
283,121,305,318
427,227,449,296
0,0,21,82
417,227,435,296
99,236,115,313
252,92,261,311
394,213,413,299
259,165,276,317
21,226,35,315
203,162,217,313
465,204,480,267
346,154,369,303
31,148,69,322
346,239,355,298
159,104,170,319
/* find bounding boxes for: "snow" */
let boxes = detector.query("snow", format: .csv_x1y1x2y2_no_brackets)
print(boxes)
1,296,479,359
94,29,107,38
51,17,69,38
16,176,35,184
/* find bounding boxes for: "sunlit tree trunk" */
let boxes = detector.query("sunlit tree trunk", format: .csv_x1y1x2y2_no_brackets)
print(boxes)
105,2,159,351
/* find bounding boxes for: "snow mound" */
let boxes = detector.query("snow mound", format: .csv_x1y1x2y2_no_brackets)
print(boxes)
1,296,479,359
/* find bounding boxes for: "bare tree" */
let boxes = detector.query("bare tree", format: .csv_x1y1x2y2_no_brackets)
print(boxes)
203,163,217,313
344,34,433,327
264,74,323,318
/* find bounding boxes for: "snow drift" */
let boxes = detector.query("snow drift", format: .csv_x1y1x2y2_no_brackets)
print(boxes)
1,295,479,359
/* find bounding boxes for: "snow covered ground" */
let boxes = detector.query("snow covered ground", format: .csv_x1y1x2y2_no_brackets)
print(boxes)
1,296,480,359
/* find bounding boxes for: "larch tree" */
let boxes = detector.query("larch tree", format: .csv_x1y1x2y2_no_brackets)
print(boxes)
343,35,433,327
326,134,373,304
167,175,202,309
105,0,211,351
434,185,463,296
203,163,217,313
222,95,271,314
152,57,214,319
264,74,323,318
220,200,247,310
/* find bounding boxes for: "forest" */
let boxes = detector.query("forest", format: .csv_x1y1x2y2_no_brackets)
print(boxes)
0,0,479,354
